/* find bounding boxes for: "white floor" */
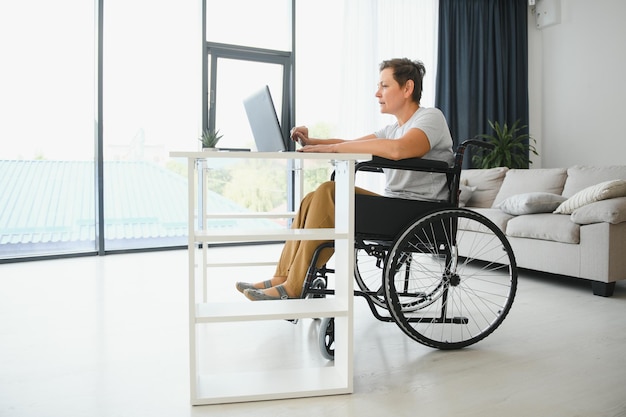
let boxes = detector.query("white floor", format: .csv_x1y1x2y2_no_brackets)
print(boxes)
1,245,626,417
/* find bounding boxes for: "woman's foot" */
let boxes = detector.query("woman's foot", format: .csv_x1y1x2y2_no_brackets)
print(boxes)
235,277,287,294
235,279,272,294
244,284,297,301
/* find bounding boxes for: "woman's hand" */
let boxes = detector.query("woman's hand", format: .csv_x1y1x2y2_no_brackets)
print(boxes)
290,126,309,146
298,143,337,153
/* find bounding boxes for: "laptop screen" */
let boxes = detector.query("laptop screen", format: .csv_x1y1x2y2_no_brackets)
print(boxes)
243,86,287,152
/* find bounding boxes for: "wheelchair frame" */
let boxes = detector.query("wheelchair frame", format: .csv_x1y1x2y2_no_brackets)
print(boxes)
301,139,518,360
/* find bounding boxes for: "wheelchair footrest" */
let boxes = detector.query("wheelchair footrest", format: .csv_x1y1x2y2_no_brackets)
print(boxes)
405,316,469,324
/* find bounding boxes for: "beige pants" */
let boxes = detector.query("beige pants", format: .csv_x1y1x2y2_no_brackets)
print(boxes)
275,181,378,296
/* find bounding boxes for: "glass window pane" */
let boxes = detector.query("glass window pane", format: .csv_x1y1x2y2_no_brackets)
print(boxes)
206,0,292,51
213,58,284,151
204,158,290,229
295,0,345,140
202,58,289,230
103,0,200,251
0,1,96,259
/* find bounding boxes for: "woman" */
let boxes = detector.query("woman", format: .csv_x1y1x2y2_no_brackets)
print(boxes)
237,58,454,300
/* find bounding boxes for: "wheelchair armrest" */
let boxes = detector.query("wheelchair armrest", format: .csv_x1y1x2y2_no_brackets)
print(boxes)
456,138,495,154
331,139,494,180
354,164,384,174
356,156,450,174
451,139,496,170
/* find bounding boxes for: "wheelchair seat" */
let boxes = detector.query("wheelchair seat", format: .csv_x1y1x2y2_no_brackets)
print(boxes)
355,194,454,240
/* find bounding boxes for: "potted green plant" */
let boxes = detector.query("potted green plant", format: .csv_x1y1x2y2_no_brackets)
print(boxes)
199,128,223,150
472,119,538,169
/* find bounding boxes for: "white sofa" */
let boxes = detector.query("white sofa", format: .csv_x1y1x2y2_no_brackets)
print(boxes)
459,165,626,297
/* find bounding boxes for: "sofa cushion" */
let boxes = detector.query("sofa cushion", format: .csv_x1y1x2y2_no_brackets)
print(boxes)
496,192,567,216
460,167,508,208
463,208,513,233
570,196,626,225
506,213,580,244
562,165,626,197
492,168,567,207
554,179,626,214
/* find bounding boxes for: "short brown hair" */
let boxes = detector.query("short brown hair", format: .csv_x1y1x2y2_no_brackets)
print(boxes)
379,58,426,104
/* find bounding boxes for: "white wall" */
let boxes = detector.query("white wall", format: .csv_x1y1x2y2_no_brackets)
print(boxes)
528,0,626,168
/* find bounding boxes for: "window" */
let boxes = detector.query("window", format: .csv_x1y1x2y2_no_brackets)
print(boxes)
0,1,97,259
0,0,201,260
209,56,287,151
102,0,199,251
0,0,438,261
200,1,297,229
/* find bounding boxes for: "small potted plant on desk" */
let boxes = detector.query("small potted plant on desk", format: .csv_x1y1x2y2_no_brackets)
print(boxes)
199,128,223,151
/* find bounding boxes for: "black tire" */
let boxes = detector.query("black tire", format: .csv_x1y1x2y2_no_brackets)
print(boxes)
383,209,517,350
354,247,387,308
318,317,335,360
354,245,423,312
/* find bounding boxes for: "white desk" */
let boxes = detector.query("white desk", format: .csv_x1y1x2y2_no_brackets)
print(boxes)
169,151,371,405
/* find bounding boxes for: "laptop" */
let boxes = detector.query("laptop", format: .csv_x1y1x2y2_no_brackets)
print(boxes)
243,85,291,152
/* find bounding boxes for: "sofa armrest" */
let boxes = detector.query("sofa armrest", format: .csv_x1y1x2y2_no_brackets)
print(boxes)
570,196,626,225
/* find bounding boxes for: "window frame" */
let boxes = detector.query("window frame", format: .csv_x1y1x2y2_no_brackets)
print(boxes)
203,42,295,152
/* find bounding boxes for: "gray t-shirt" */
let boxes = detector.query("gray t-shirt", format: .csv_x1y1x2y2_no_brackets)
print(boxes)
374,107,454,201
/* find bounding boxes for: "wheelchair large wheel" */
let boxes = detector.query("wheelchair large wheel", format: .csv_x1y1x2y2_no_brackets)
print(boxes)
354,246,387,308
355,245,426,311
383,209,517,350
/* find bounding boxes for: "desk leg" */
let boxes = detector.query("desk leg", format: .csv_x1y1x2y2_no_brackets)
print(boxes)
331,159,355,391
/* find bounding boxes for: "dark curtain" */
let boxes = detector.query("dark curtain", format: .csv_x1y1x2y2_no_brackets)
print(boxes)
436,0,529,160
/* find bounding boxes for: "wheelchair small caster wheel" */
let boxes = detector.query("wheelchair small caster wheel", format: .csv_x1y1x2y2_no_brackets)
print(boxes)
309,277,327,299
318,317,335,360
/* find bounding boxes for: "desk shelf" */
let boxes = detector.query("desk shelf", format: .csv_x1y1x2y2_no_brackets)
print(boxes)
193,367,351,405
195,228,343,243
171,151,370,405
195,298,349,323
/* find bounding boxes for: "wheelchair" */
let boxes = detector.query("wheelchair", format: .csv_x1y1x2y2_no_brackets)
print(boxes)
301,139,518,360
